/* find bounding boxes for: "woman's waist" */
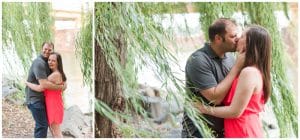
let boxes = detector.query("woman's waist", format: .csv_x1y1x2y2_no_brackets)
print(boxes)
44,89,62,92
225,112,260,122
44,89,62,96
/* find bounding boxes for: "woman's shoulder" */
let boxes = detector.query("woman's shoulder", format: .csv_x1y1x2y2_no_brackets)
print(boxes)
239,66,262,91
240,66,262,81
48,71,62,83
241,66,260,74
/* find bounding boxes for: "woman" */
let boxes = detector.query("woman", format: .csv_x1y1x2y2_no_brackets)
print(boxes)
195,25,271,137
26,52,66,138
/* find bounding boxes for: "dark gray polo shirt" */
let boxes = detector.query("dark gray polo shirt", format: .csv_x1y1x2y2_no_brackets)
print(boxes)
25,54,51,104
182,43,235,137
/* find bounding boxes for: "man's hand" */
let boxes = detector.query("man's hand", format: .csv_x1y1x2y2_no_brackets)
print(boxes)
193,101,208,114
25,81,29,86
25,81,44,92
200,52,246,105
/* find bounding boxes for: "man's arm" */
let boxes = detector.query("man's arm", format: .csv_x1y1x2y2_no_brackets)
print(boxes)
38,79,64,90
200,52,245,105
195,67,258,118
26,82,44,92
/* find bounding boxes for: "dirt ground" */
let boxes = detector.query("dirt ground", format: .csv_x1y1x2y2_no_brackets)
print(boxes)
2,100,78,138
2,100,35,138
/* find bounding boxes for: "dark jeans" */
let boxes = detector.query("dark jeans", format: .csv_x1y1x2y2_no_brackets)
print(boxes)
182,128,203,138
182,127,224,138
27,101,48,138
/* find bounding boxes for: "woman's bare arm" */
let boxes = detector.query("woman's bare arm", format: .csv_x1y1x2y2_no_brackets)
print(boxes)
200,52,245,105
26,72,63,92
195,67,261,118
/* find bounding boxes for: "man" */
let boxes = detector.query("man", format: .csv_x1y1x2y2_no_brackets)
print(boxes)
182,18,245,138
25,42,64,138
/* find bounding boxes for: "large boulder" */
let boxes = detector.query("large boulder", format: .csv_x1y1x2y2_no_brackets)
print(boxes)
61,105,92,138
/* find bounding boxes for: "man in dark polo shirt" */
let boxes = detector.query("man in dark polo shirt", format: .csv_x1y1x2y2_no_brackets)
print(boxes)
182,18,245,138
26,42,64,138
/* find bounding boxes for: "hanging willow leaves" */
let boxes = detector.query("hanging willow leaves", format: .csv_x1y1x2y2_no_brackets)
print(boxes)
75,11,92,89
196,2,297,138
2,2,53,73
196,2,239,41
93,2,297,138
244,2,298,137
95,2,214,137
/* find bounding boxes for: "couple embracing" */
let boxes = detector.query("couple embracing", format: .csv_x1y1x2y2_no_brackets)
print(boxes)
182,18,272,138
25,42,66,138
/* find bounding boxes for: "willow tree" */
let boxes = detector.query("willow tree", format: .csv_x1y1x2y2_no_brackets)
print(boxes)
94,2,214,138
92,2,297,138
2,2,53,98
196,2,297,137
244,2,298,137
2,2,53,73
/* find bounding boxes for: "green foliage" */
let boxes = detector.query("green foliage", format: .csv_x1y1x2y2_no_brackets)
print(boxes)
118,125,160,138
88,2,298,138
244,2,298,137
2,2,54,72
95,2,298,138
2,2,54,104
11,82,26,101
96,99,159,137
140,2,188,14
196,2,297,137
282,2,290,20
196,2,239,41
75,11,93,90
95,2,214,137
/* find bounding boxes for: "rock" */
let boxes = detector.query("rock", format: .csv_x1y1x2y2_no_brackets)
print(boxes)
162,127,182,138
138,84,183,126
2,77,25,105
2,86,19,98
3,86,25,106
61,105,92,138
161,101,183,114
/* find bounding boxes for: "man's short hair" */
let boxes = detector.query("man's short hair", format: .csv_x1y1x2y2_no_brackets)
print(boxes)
208,18,237,42
41,41,54,49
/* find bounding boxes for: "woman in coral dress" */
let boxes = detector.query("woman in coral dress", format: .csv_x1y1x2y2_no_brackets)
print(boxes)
26,52,66,138
195,25,271,138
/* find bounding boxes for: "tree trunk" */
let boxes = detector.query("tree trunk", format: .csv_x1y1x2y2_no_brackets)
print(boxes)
94,32,126,138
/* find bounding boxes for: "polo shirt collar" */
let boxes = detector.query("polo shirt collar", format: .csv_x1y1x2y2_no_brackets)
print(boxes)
204,42,227,59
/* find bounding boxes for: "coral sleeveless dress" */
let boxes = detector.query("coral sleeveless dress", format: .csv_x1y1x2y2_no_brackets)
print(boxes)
223,77,265,138
44,89,64,125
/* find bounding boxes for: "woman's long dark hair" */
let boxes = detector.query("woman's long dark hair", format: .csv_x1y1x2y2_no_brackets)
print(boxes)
50,52,67,82
244,25,271,103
